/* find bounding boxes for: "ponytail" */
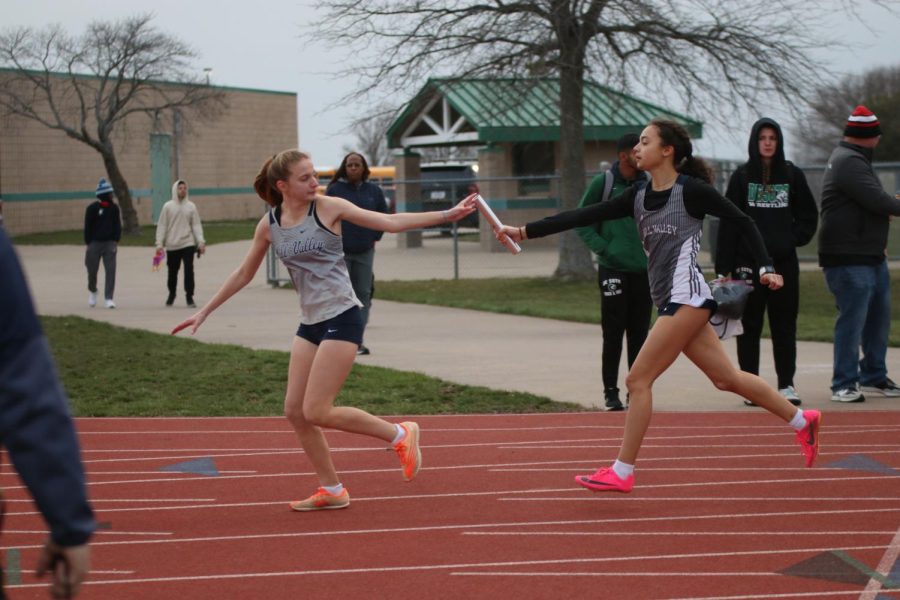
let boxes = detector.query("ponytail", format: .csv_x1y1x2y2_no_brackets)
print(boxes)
650,119,713,184
253,149,310,207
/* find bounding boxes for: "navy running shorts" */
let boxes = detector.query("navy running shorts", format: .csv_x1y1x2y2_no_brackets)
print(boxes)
657,299,717,317
297,306,364,346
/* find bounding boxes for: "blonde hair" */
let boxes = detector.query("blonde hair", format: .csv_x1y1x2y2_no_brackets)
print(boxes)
253,150,310,207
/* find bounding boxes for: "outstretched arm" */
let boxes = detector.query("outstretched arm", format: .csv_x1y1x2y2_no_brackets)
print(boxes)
496,188,634,243
323,193,477,233
172,215,270,335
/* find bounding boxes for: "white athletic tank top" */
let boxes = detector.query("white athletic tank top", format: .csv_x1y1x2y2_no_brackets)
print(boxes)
268,203,362,324
634,176,712,308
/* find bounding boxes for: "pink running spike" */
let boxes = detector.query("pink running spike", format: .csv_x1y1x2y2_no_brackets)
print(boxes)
575,467,634,493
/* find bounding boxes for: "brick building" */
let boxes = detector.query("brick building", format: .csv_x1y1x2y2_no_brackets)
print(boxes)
0,70,297,235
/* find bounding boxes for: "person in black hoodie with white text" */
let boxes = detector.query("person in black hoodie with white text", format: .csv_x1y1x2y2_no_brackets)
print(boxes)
715,118,818,406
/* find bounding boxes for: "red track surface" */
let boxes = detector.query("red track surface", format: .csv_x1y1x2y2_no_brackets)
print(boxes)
3,411,900,599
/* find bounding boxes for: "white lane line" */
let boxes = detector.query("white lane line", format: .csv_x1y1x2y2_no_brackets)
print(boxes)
0,498,215,503
495,497,900,501
497,444,900,450
457,577,868,599
1,462,894,496
69,422,900,435
86,471,256,475
3,530,173,536
496,432,900,445
9,443,895,471
3,544,891,590
491,467,897,472
672,592,878,599
859,524,900,599
71,411,900,420
500,497,900,503
450,571,776,576
463,531,896,537
5,506,900,549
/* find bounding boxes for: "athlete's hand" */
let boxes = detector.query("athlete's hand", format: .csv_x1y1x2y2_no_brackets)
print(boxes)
35,540,90,598
172,311,207,335
496,225,524,242
445,193,478,222
760,272,783,290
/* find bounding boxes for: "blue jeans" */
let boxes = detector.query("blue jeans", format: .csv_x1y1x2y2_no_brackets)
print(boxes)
823,262,891,391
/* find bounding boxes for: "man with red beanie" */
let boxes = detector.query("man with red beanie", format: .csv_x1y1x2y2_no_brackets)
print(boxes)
819,105,900,402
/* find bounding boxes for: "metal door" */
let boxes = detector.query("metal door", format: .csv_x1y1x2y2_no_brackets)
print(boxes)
150,134,172,223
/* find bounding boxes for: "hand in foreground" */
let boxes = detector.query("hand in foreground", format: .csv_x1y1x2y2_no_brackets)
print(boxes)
35,541,90,599
495,224,524,243
760,272,783,290
171,311,206,336
444,193,479,222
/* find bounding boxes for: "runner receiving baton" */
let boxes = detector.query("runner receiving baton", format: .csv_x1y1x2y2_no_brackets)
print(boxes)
492,119,821,494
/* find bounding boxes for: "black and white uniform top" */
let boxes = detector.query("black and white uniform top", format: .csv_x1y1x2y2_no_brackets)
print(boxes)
269,202,362,324
634,175,709,308
525,175,773,309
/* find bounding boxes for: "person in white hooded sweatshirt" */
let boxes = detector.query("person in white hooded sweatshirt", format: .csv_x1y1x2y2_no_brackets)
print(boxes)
155,180,206,307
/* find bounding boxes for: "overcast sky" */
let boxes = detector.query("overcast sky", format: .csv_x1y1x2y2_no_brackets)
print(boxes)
5,0,900,168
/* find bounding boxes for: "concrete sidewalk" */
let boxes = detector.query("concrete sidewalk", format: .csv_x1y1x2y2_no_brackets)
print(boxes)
16,233,900,412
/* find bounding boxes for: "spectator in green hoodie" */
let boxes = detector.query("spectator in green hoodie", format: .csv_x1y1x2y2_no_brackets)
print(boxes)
577,133,652,411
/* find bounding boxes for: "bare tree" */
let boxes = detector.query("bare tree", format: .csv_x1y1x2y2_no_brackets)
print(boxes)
342,109,395,165
313,0,878,280
793,64,900,163
0,14,227,233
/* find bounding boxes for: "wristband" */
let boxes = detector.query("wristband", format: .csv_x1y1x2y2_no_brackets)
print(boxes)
442,210,450,222
759,266,776,278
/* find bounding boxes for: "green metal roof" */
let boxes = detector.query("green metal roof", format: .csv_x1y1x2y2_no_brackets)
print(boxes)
387,77,702,147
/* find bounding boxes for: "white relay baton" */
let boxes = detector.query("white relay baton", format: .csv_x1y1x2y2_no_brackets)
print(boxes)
475,194,521,255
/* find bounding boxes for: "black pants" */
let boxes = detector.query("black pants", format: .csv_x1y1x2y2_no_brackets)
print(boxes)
599,267,653,390
734,255,799,389
166,246,196,300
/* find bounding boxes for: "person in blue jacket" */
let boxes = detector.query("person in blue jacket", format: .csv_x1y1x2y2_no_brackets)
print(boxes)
0,227,95,598
326,152,390,356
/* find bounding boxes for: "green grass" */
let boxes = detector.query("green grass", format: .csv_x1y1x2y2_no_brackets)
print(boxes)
42,316,581,417
377,271,900,346
13,219,259,246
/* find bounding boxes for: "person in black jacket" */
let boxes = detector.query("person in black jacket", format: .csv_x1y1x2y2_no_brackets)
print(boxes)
0,227,94,598
83,178,122,308
716,118,818,406
819,105,900,403
326,153,389,356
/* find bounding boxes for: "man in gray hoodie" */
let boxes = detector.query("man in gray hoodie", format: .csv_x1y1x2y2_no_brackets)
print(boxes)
155,180,206,307
819,105,900,402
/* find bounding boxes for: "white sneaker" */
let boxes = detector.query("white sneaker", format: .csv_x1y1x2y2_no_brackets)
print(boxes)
88,292,97,307
860,378,900,397
778,385,802,406
831,384,864,403
105,299,116,309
